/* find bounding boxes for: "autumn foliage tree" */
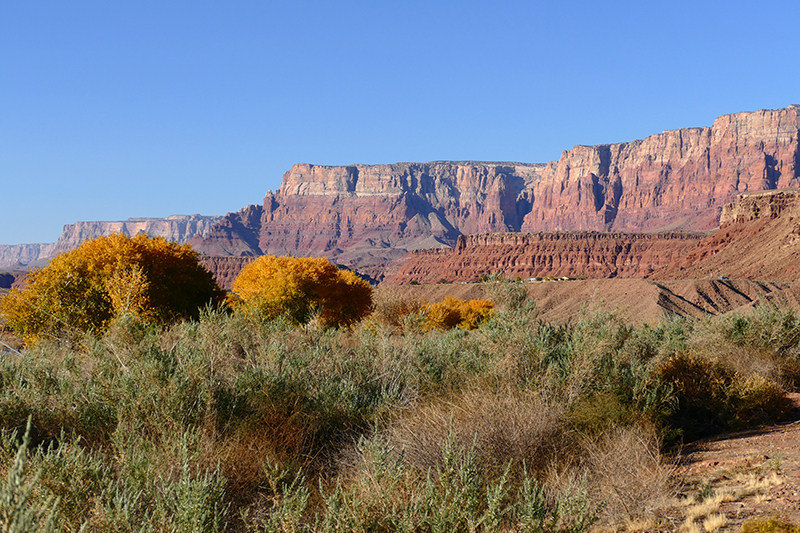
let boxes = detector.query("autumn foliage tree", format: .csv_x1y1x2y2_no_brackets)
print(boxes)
0,233,224,343
231,255,373,328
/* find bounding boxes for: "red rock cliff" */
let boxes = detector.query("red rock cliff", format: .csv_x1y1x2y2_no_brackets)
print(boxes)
382,231,703,284
522,105,800,233
190,161,543,278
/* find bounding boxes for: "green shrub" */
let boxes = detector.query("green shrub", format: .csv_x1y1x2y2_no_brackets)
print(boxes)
657,352,790,442
0,418,63,533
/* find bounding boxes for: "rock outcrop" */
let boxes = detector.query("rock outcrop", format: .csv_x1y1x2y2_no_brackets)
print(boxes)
197,255,255,290
654,189,800,281
382,231,704,284
192,106,800,277
385,187,800,285
522,106,800,233
190,162,542,279
0,215,222,268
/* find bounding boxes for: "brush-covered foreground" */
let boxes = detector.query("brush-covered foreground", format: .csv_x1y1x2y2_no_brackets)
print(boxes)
1,283,799,532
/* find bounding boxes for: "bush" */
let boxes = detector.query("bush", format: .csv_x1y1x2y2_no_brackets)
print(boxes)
231,255,373,328
368,286,426,333
0,234,223,344
657,352,790,441
741,517,800,533
424,297,494,331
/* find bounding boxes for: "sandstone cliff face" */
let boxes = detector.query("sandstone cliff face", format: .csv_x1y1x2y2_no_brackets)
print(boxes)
382,231,703,284
197,255,255,290
190,162,543,275
1,215,223,268
192,106,800,277
522,105,800,232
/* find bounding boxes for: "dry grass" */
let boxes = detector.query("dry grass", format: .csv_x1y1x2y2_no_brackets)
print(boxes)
702,513,728,532
574,424,675,524
369,286,426,332
385,387,565,477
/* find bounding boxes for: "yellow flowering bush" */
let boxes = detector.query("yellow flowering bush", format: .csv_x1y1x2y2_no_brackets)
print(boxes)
424,296,494,331
231,255,373,328
0,233,223,343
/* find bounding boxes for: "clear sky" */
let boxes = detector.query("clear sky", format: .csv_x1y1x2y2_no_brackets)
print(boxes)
2,1,799,244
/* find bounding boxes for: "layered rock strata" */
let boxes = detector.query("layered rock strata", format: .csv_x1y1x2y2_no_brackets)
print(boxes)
0,215,222,268
190,162,542,275
382,231,704,284
0,243,57,269
523,105,800,233
197,256,255,290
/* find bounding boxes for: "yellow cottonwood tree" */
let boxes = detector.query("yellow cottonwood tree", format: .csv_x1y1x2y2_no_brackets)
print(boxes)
0,233,224,343
231,255,373,328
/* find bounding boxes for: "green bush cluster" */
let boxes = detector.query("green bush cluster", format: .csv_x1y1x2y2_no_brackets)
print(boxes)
0,278,797,531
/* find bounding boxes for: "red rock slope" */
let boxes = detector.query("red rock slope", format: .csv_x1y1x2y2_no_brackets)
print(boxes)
653,188,800,281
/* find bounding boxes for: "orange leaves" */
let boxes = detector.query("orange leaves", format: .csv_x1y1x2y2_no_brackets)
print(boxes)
0,233,223,343
231,255,373,328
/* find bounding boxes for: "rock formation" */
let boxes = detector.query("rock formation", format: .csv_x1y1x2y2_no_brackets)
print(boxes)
198,255,255,290
190,162,542,279
53,214,222,255
653,188,800,281
382,231,704,284
192,106,800,278
384,187,800,285
523,106,800,233
0,215,222,268
0,243,57,269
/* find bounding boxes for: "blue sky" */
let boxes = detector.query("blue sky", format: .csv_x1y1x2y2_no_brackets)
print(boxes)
2,1,798,244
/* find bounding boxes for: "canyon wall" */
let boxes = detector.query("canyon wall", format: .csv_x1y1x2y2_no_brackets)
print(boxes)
523,106,800,233
53,214,222,255
190,162,542,279
192,106,800,277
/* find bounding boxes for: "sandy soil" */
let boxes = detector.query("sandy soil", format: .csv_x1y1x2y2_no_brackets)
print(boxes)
398,278,800,325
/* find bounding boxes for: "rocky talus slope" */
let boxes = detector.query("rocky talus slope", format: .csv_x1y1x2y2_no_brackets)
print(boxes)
192,105,800,276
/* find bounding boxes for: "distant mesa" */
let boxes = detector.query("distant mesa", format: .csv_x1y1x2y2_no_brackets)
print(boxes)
0,214,221,269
